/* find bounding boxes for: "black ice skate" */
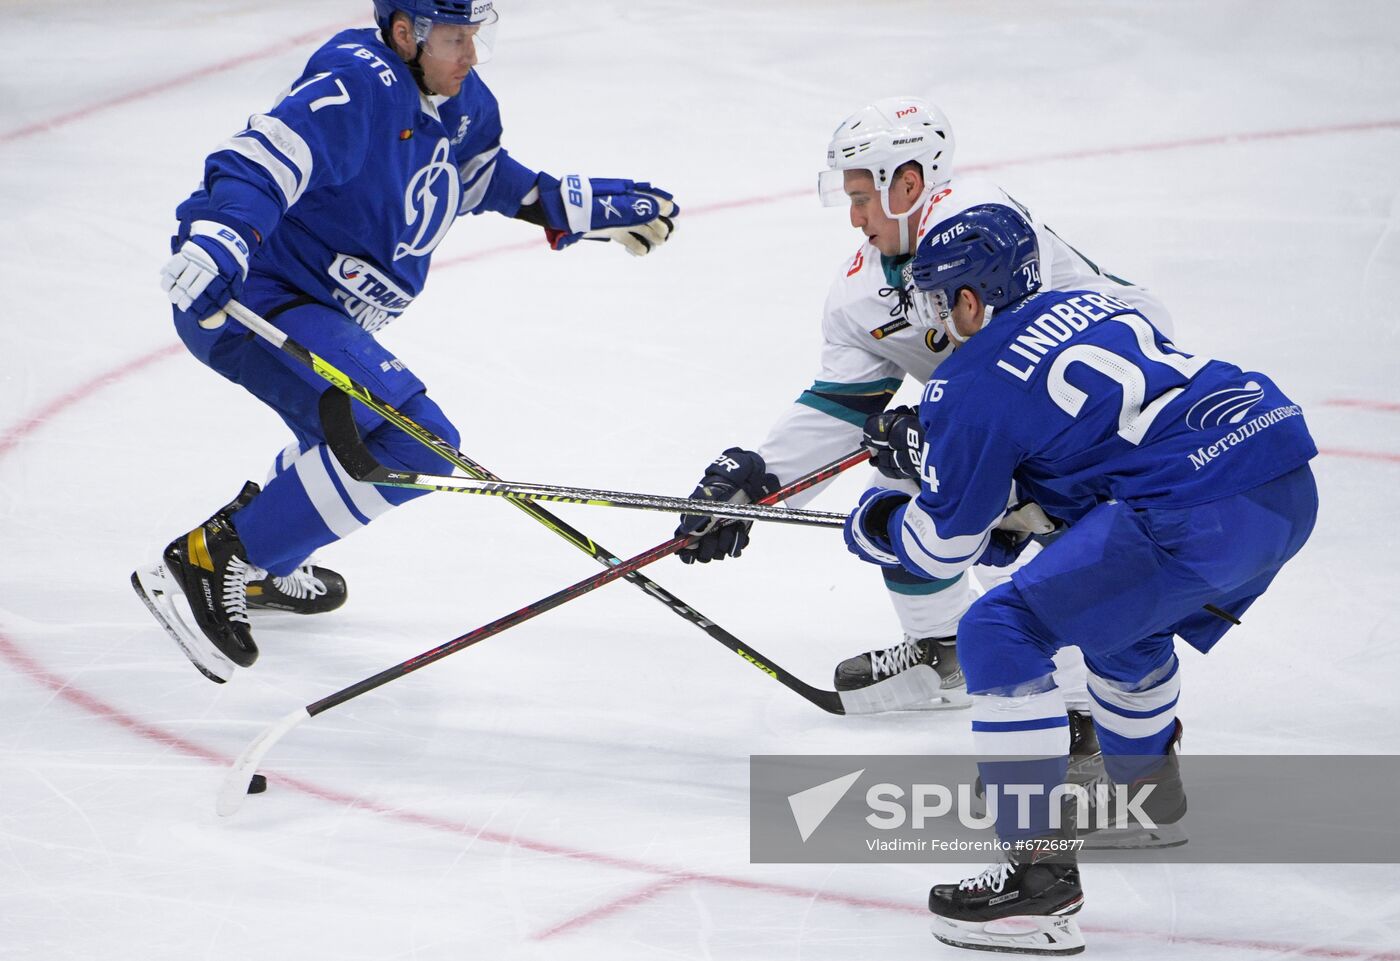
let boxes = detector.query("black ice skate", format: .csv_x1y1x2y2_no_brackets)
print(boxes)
159,478,349,616
928,846,1086,955
246,563,347,615
1074,720,1187,850
833,635,968,712
131,485,263,683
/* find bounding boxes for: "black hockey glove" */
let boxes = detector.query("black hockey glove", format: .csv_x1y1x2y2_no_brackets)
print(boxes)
863,405,925,480
675,448,780,564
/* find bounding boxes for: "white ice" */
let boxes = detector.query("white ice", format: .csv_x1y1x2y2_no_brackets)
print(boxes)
2,1,1399,959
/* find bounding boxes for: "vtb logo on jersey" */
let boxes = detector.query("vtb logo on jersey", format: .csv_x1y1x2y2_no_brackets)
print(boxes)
394,138,459,261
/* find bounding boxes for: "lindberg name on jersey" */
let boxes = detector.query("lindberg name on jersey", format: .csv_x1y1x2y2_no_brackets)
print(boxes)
996,292,1138,382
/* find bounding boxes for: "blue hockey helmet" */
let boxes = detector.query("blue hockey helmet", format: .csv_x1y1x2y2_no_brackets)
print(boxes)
907,204,1041,340
374,0,499,60
374,0,491,27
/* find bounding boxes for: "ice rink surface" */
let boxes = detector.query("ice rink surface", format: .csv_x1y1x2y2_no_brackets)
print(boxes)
3,1,1399,958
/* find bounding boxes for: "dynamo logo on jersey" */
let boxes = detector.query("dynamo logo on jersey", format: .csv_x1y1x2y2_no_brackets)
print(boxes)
1185,381,1265,431
394,138,460,262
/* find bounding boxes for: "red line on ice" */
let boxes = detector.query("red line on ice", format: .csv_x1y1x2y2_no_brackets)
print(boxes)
1317,447,1400,464
530,877,692,941
1322,398,1400,413
0,21,360,145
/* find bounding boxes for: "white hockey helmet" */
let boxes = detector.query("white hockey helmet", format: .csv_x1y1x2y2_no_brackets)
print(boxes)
818,96,956,218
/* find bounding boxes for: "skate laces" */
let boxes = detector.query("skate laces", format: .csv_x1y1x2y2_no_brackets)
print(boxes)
223,557,262,625
960,862,1014,893
869,637,923,680
271,565,327,600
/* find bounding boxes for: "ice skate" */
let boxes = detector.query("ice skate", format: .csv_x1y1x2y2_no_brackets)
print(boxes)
928,846,1085,955
1075,720,1187,850
174,478,348,616
246,563,347,615
833,634,968,713
131,486,263,683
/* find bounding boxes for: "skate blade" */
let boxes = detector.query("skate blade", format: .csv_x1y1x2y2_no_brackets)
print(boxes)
838,665,968,714
1082,821,1187,850
931,912,1085,955
131,566,234,684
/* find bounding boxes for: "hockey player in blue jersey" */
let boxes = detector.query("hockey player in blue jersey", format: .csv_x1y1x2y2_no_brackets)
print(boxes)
673,97,1173,715
132,0,678,684
843,204,1317,954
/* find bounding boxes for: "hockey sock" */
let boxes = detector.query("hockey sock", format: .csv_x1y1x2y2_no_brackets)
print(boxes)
971,685,1071,841
885,568,978,638
233,442,397,576
1086,655,1181,783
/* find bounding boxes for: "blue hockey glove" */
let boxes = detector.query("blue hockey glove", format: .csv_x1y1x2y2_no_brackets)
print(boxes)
843,487,910,568
976,501,1066,568
863,405,925,480
538,174,678,256
976,529,1036,568
675,448,779,564
159,218,255,325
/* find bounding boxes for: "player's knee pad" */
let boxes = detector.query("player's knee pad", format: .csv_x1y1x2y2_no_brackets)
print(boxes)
956,583,1059,695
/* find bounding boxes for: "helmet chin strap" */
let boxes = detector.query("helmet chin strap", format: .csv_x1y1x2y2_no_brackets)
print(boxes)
890,184,937,256
943,297,995,347
406,45,439,96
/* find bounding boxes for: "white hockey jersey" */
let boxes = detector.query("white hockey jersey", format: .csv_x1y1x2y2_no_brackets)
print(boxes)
757,175,1172,503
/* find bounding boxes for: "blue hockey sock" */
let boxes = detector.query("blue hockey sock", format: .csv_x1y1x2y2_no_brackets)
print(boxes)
233,443,396,576
1087,657,1180,783
971,685,1071,841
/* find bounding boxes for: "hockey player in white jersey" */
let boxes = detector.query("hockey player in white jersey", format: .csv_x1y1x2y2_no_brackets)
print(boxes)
843,203,1317,954
133,0,677,684
675,96,1170,710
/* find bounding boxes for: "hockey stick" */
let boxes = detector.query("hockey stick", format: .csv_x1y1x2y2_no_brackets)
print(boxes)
316,389,845,527
214,301,942,727
215,449,888,817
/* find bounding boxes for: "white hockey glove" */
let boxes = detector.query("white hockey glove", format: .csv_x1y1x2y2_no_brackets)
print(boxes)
539,175,678,256
159,219,252,326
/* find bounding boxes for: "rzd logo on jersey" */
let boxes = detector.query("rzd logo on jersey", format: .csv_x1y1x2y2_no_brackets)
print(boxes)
394,138,460,261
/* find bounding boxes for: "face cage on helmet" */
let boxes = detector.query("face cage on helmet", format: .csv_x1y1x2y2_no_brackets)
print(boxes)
413,9,499,65
908,283,952,334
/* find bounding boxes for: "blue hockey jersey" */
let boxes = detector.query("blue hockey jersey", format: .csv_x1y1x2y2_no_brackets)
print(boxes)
175,28,541,332
889,289,1318,580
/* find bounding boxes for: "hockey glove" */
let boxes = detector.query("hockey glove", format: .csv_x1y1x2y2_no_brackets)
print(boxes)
863,405,925,481
675,448,780,564
538,174,678,256
159,218,255,326
843,487,910,568
977,501,1067,568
